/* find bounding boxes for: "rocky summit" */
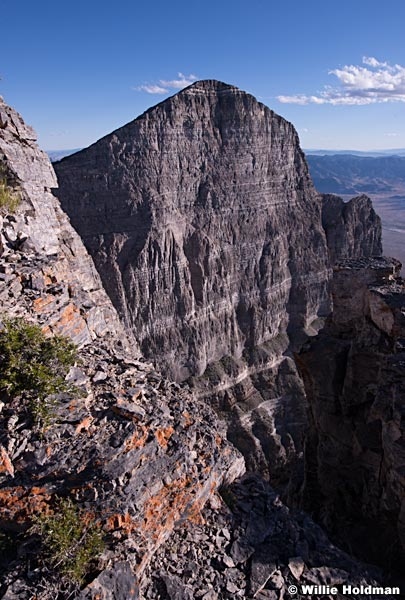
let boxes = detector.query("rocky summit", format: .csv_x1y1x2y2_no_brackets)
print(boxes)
1,83,404,599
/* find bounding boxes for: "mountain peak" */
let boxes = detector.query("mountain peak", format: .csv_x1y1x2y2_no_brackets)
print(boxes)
180,79,241,93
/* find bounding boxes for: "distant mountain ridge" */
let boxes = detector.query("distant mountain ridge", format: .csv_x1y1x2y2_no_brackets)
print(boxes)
48,148,405,162
306,153,405,195
46,148,81,161
305,148,405,157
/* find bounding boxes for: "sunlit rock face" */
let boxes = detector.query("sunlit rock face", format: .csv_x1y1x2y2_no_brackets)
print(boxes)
54,80,331,382
0,96,244,598
54,82,388,494
0,97,127,347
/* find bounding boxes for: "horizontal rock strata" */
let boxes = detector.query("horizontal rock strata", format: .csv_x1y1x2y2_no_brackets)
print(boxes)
0,98,244,598
54,80,332,381
0,342,243,598
54,81,335,487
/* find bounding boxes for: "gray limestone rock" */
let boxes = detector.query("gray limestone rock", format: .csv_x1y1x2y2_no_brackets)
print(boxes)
79,562,139,600
53,80,385,504
0,96,244,599
0,91,395,600
54,81,336,491
322,193,382,265
54,80,331,381
298,257,405,570
0,96,129,348
141,474,393,600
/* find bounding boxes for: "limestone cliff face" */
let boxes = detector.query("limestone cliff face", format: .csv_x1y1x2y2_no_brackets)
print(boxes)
298,256,405,569
322,194,382,265
55,81,331,382
54,81,335,487
0,97,128,347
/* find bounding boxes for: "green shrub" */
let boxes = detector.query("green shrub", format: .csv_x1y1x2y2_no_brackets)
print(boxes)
34,498,104,585
0,179,20,214
0,316,78,427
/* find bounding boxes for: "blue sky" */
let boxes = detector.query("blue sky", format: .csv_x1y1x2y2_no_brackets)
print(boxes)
1,0,404,151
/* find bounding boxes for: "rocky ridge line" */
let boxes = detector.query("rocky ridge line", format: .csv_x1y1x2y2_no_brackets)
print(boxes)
321,193,382,265
54,80,332,380
0,96,128,347
53,80,332,489
54,81,384,497
0,95,398,599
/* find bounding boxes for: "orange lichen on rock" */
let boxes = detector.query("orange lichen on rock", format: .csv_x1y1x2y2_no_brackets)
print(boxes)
0,446,14,477
53,303,87,337
182,411,194,427
43,273,55,286
154,426,174,449
141,476,202,538
124,425,148,452
0,486,51,525
33,295,55,312
215,434,223,448
106,512,136,534
185,498,205,525
68,399,78,411
75,415,94,435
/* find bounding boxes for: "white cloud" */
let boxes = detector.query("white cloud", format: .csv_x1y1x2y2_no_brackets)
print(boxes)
362,56,388,68
277,57,405,106
385,132,399,137
159,73,198,89
134,84,169,94
134,73,198,95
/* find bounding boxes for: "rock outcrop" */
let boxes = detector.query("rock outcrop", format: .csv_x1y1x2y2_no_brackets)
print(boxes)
298,256,405,570
322,194,382,265
0,97,128,347
0,93,400,598
142,474,397,600
0,341,244,598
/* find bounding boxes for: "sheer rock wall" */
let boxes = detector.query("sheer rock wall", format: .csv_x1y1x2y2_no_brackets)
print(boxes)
54,81,332,381
298,257,405,569
322,193,382,265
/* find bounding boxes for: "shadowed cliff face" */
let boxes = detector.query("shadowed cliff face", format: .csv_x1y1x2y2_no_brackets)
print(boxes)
55,81,331,383
298,256,405,571
0,97,245,599
0,96,396,598
322,194,382,265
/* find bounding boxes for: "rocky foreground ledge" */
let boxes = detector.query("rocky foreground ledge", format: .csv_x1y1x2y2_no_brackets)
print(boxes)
0,337,243,598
